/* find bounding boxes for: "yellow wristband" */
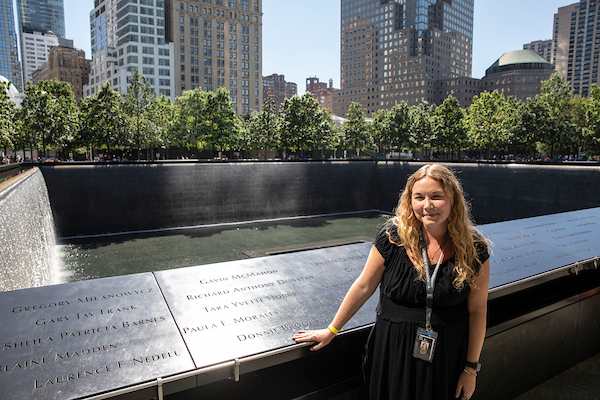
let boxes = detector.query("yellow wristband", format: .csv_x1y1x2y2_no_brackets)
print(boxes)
463,368,477,376
328,324,340,335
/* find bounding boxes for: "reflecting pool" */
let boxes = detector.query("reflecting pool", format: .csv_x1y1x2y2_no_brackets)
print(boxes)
57,212,391,282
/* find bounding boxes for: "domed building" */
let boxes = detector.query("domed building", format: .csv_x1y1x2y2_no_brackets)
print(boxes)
0,75,25,108
481,50,555,100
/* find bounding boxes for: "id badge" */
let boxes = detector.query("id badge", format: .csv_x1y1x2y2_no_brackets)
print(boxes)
412,327,438,362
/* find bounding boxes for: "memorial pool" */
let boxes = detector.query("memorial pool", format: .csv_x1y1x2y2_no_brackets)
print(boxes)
57,212,391,282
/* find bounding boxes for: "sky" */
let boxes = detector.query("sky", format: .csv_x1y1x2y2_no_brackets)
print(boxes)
44,0,575,94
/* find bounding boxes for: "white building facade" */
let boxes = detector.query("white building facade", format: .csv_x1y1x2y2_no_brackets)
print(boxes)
85,0,175,99
20,30,59,86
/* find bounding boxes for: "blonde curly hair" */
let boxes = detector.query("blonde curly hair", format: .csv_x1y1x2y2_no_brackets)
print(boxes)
388,164,485,290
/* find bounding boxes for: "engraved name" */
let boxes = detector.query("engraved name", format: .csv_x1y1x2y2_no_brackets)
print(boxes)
34,366,111,388
523,223,556,229
555,248,592,259
493,249,545,264
505,233,536,241
12,301,71,313
231,270,278,279
55,344,118,361
3,337,53,351
310,255,367,267
556,240,588,247
279,316,328,331
182,321,228,334
500,242,537,251
198,271,279,285
77,288,153,303
490,262,539,277
233,311,279,324
319,297,344,305
276,276,314,285
566,216,596,222
485,230,509,236
323,281,353,290
32,306,137,326
117,351,180,369
202,293,297,312
1,358,48,372
187,277,308,300
552,230,592,239
237,328,279,341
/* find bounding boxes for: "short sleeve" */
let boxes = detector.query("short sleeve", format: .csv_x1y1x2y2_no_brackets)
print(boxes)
474,237,490,264
373,221,398,261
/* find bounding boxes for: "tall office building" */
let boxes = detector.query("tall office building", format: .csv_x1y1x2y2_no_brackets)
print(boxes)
84,0,175,99
0,1,22,91
16,0,73,88
336,0,474,117
553,1,598,96
165,0,263,115
15,0,66,38
523,39,552,63
20,29,58,85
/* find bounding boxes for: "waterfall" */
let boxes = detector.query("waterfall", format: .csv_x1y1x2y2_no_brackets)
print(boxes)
0,168,56,291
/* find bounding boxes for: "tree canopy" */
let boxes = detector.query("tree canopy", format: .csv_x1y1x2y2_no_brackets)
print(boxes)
5,73,600,162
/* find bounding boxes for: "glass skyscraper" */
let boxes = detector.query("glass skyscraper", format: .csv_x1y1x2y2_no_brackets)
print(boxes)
15,0,65,37
0,0,22,90
336,0,474,116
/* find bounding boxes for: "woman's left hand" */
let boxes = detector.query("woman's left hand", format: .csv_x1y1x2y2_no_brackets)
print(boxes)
455,368,476,399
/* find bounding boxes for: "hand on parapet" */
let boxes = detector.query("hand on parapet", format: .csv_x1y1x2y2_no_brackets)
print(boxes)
292,328,335,351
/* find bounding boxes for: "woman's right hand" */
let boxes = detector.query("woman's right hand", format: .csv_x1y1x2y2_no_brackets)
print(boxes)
292,328,336,351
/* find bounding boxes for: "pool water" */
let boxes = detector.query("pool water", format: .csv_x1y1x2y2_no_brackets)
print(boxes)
57,212,391,282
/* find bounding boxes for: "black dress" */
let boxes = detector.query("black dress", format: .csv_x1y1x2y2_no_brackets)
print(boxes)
363,223,489,400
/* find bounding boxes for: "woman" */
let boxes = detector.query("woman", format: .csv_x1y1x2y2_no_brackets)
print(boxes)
293,164,490,400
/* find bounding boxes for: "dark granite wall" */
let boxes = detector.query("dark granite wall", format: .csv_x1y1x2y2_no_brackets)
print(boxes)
375,162,600,224
40,162,378,237
39,161,600,238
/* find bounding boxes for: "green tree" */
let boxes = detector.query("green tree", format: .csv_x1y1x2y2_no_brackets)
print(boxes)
173,88,205,150
409,102,436,158
0,81,16,151
433,96,466,159
584,84,600,154
250,95,280,159
535,73,574,159
386,102,412,152
370,109,387,155
567,95,588,157
122,69,156,160
308,106,336,159
173,87,239,157
20,80,78,159
501,96,528,159
340,102,371,157
280,93,324,158
465,90,509,160
237,113,255,159
202,87,239,156
79,82,126,157
147,95,175,160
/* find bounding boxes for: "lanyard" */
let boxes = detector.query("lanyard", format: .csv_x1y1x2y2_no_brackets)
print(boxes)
420,234,444,333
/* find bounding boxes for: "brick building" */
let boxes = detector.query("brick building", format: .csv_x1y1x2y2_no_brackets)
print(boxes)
262,73,296,113
32,46,91,101
306,77,339,112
